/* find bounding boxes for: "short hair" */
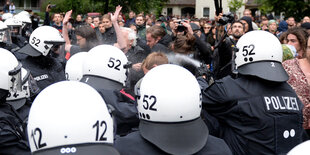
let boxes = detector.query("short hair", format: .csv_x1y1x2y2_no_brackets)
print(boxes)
136,14,145,21
142,52,168,70
232,20,245,31
121,27,137,46
102,14,111,21
146,25,166,39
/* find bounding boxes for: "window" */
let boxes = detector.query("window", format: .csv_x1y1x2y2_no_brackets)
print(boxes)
203,7,210,17
167,8,173,16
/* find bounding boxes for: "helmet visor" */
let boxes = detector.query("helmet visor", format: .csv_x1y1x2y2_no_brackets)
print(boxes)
8,62,22,93
0,28,12,44
23,71,40,97
9,26,22,36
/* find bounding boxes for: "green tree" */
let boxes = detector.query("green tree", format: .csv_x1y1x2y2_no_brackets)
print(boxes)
42,0,168,18
255,0,310,21
228,0,244,13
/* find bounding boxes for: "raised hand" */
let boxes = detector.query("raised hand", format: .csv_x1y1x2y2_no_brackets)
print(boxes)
111,5,122,23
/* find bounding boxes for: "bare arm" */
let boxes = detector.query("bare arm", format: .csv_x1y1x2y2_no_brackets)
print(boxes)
112,5,126,50
62,10,72,53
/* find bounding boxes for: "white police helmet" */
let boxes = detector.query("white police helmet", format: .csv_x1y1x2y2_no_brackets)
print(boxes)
235,30,288,82
0,48,21,91
287,140,310,155
14,13,31,24
81,45,129,90
0,21,12,44
6,68,40,110
18,26,65,57
27,81,118,155
18,11,31,17
137,64,208,155
2,13,13,21
4,17,22,36
65,52,87,81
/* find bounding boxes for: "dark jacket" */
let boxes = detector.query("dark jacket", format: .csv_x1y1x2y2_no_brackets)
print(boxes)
101,26,117,45
125,45,149,96
114,131,232,155
125,18,136,27
20,55,66,91
193,34,212,64
212,36,236,80
151,34,172,53
200,75,304,155
137,25,146,40
97,89,139,136
0,102,31,155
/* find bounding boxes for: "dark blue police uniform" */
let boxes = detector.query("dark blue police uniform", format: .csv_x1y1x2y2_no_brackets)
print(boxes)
200,75,304,155
114,130,232,155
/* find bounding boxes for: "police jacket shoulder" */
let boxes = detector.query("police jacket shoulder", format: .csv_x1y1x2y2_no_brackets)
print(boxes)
96,89,139,136
202,75,302,106
20,55,66,90
0,103,31,155
114,131,233,155
196,135,233,155
114,131,164,155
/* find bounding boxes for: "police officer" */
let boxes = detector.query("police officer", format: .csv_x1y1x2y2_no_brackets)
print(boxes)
17,26,66,91
115,64,232,155
14,11,33,41
65,51,87,81
4,17,28,48
27,81,119,155
200,30,304,154
6,67,40,122
0,20,20,52
0,48,31,154
81,45,138,136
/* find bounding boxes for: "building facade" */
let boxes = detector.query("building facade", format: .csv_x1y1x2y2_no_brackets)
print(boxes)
0,0,46,13
162,0,254,19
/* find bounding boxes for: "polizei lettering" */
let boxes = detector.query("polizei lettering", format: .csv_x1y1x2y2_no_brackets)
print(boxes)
264,96,299,112
34,74,49,81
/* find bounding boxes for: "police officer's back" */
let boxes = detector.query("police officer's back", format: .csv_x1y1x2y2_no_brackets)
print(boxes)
27,81,119,155
115,64,232,155
200,31,304,154
79,45,139,136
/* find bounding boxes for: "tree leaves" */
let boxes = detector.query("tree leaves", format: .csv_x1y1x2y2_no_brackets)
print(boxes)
256,0,310,21
42,0,169,17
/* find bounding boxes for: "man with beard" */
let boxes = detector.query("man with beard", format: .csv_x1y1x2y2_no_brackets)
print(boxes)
283,36,310,136
213,21,245,79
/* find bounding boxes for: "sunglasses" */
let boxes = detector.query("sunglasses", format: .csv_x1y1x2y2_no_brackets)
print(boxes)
204,27,211,29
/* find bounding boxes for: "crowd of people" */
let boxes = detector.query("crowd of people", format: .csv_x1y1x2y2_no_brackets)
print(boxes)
0,3,309,155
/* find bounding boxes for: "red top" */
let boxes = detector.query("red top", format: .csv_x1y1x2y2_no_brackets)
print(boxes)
283,58,310,129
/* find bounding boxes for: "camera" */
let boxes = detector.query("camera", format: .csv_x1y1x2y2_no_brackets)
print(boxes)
48,4,56,9
218,12,234,25
176,19,186,32
48,1,56,9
